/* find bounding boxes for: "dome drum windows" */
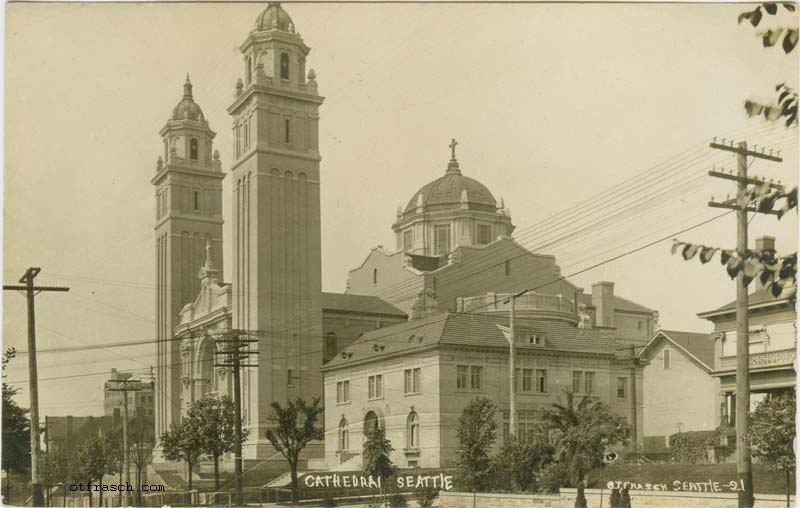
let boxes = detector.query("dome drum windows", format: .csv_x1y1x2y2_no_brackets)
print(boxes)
190,138,199,160
280,52,290,81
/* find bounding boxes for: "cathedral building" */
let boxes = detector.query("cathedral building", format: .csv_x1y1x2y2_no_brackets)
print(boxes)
152,1,657,476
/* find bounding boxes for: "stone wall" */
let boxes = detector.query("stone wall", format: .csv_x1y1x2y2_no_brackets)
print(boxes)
440,489,795,508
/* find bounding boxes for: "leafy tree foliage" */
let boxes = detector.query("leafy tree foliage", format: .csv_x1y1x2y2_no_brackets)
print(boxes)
747,391,796,506
1,348,30,476
491,432,555,492
455,397,497,492
160,418,205,492
362,425,395,508
540,392,629,487
75,438,109,507
188,395,242,490
265,397,323,504
130,415,154,506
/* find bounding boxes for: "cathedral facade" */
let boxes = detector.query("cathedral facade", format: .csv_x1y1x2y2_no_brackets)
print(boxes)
154,2,326,460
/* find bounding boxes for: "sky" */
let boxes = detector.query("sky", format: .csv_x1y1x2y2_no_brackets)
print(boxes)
2,2,798,417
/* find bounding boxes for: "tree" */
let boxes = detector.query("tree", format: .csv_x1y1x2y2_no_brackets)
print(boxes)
362,425,395,508
747,391,796,507
41,446,77,508
75,438,108,507
265,397,323,505
540,392,629,487
101,429,124,505
160,418,205,493
455,397,497,492
188,395,242,491
1,347,30,477
129,415,154,507
491,431,554,492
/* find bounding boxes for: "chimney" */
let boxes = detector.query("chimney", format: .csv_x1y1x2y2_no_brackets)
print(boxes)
592,281,615,328
755,236,776,290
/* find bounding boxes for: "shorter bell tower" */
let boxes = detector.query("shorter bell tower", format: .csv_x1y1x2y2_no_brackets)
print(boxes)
152,76,225,442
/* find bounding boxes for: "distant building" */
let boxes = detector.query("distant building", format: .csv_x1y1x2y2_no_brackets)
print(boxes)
697,236,797,427
639,330,718,453
44,415,115,453
103,369,155,419
322,297,646,470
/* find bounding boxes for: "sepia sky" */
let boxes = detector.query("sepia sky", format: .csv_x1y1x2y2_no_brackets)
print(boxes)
3,2,798,416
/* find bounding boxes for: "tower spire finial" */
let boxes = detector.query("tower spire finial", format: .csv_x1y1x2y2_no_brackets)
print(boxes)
183,74,193,99
446,138,461,174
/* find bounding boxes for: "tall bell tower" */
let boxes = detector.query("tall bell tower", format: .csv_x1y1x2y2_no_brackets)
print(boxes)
153,76,225,441
228,2,324,458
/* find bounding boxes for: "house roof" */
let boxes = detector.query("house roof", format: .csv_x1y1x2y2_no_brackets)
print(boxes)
698,287,793,318
579,293,654,314
322,292,407,317
323,311,631,370
639,329,714,371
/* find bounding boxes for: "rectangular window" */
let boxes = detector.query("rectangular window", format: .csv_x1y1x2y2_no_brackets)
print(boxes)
336,380,350,403
433,225,451,256
457,365,468,389
585,372,595,394
287,369,294,387
403,230,413,251
535,369,547,393
477,224,492,245
617,377,627,398
521,368,533,392
368,374,383,399
284,118,291,144
663,349,671,369
403,367,421,394
572,371,583,393
470,366,482,390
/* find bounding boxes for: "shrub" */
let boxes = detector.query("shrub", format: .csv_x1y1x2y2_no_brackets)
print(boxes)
668,429,724,463
539,462,570,493
414,486,438,508
320,496,338,507
388,493,408,507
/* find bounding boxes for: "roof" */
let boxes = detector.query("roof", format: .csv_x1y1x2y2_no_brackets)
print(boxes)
579,293,654,314
323,311,630,370
254,2,296,33
403,160,497,214
699,287,793,318
322,292,407,317
171,77,205,122
639,329,714,370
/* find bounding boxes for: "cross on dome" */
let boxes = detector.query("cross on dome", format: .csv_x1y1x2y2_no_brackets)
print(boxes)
450,138,458,161
446,138,461,174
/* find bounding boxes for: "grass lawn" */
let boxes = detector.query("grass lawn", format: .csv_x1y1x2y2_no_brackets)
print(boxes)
587,463,794,496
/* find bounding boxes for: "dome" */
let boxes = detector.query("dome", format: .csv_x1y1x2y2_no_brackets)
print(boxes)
254,2,296,33
403,159,497,214
171,76,205,122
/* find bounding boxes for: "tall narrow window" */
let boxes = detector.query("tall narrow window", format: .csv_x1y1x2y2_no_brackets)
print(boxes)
407,412,420,448
280,52,290,80
572,371,583,393
585,371,595,394
433,224,451,256
287,369,294,387
193,191,199,211
456,365,468,389
338,418,349,452
285,118,291,143
368,374,383,399
190,138,198,160
617,377,627,398
663,348,671,369
477,224,492,245
470,366,482,390
403,230,413,251
246,56,253,84
535,369,547,393
373,268,378,285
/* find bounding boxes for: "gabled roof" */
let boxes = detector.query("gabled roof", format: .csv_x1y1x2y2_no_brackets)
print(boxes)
322,292,407,318
639,329,714,371
323,311,629,370
698,287,793,319
579,293,654,314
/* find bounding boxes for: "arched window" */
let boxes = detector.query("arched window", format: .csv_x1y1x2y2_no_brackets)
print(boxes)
364,411,379,437
373,268,378,285
407,411,420,448
190,138,198,160
194,191,199,211
338,418,349,452
280,52,290,80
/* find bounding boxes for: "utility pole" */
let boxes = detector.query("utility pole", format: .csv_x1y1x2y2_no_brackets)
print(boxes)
107,378,145,507
214,330,259,506
3,268,69,507
708,139,782,508
508,295,516,438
